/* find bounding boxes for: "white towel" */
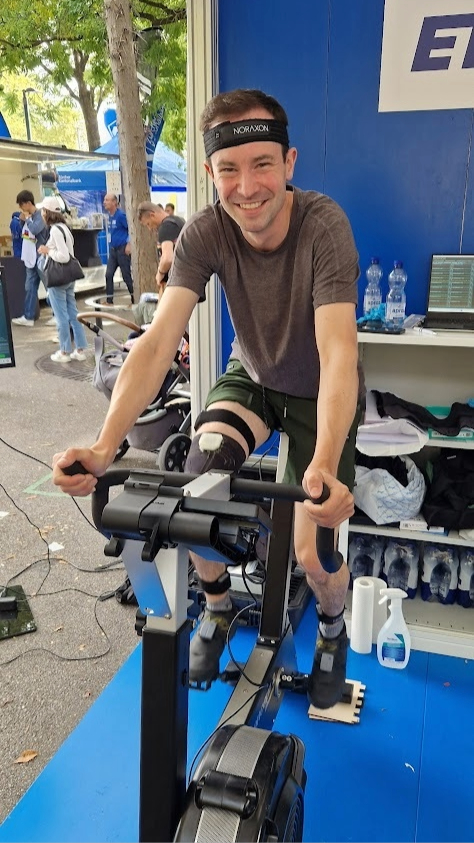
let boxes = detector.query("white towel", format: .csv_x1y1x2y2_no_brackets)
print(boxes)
357,390,428,456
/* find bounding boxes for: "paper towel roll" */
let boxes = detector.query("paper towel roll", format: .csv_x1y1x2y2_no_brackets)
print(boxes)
365,576,388,643
350,577,374,654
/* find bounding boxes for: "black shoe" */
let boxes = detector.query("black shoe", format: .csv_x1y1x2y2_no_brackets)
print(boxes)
189,604,237,686
115,576,138,606
307,623,348,709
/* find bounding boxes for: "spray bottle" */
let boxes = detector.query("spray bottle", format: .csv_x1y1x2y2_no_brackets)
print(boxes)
377,588,411,669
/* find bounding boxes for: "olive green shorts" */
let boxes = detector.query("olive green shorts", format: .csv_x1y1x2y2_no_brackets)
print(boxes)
205,359,361,488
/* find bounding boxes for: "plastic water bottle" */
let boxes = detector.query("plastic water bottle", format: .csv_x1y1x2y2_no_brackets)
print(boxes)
385,261,407,328
363,257,383,316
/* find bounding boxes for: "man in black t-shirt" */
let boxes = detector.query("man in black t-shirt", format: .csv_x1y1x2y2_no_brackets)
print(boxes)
138,201,185,296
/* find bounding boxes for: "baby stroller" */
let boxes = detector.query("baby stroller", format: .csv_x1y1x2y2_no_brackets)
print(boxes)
77,311,192,470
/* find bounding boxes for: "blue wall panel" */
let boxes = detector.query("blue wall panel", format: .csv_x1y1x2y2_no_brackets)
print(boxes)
460,113,474,256
217,0,474,354
217,0,330,365
324,0,473,316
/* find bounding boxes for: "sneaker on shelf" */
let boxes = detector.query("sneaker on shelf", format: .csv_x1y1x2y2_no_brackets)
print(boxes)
12,316,34,327
70,349,86,362
50,350,71,363
307,623,349,709
189,603,237,688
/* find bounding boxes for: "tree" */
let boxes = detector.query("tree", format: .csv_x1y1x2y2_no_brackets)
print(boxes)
0,0,186,153
102,0,186,295
0,71,86,147
0,0,186,294
103,0,158,296
0,0,110,150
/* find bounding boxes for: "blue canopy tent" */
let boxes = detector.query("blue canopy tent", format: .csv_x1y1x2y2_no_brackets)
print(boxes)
56,138,186,262
56,138,186,192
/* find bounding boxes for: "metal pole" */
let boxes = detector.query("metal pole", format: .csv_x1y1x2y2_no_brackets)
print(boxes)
22,91,32,142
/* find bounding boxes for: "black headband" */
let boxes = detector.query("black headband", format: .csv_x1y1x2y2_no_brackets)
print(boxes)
203,119,289,158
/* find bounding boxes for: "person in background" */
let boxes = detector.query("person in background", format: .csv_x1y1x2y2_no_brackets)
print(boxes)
165,202,175,215
103,194,134,306
53,88,361,711
37,196,88,363
10,211,24,258
137,201,185,298
12,190,49,327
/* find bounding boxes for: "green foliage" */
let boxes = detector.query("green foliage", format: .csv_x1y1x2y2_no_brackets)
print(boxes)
139,15,187,153
0,71,85,147
0,0,187,153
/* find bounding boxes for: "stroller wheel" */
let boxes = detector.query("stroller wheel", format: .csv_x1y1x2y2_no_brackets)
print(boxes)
156,433,191,472
114,439,130,462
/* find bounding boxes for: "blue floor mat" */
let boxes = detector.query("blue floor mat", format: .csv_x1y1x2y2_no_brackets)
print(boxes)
1,606,473,843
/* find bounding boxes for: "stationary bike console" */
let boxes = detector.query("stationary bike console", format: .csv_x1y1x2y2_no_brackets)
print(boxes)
68,464,341,842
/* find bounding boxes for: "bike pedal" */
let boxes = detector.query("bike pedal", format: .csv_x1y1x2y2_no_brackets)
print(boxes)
341,681,355,705
188,677,213,692
220,661,246,685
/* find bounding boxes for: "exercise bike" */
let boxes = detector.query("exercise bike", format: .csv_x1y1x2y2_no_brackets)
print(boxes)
68,463,342,842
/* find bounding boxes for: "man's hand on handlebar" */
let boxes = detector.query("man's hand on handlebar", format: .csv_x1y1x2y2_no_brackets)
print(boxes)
302,467,354,529
52,448,110,497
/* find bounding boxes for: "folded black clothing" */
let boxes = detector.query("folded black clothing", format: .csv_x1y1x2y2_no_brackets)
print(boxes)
422,449,474,530
374,391,474,436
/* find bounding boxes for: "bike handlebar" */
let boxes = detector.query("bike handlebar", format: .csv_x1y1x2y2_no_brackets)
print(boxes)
63,462,342,573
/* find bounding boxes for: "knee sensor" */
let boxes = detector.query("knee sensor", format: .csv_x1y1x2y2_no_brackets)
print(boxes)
185,432,247,474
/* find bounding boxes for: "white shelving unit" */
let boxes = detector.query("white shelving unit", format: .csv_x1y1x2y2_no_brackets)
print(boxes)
358,328,474,404
348,329,474,659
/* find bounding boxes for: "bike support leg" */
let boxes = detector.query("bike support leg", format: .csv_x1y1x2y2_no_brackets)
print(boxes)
119,540,191,843
139,615,192,843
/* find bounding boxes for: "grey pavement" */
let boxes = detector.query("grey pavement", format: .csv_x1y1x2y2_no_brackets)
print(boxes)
0,294,158,824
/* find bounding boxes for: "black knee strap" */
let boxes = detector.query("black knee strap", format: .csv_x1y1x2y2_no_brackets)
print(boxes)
316,605,345,626
195,409,255,455
197,570,231,595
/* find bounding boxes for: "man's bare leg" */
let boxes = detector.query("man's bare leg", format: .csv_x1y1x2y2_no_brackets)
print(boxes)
294,504,350,708
187,400,270,682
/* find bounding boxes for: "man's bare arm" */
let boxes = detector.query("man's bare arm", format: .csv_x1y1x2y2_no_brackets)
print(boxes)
313,302,359,474
303,302,359,528
157,240,174,278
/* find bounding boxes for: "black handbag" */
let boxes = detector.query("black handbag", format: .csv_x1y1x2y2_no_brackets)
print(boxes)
43,224,85,288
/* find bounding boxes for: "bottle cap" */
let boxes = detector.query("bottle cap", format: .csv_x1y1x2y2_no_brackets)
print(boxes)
394,260,403,268
370,256,380,264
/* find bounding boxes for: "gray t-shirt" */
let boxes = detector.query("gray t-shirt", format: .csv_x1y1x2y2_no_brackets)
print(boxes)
168,186,359,399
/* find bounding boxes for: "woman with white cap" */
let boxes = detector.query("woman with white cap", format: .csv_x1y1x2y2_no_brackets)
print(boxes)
37,196,88,363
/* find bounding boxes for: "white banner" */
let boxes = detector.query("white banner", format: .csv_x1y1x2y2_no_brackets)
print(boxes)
379,0,474,112
106,170,122,196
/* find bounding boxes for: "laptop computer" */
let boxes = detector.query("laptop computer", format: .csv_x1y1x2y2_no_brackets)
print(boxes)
424,254,474,331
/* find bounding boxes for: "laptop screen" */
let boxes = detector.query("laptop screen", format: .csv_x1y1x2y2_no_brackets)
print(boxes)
427,254,474,320
0,269,15,368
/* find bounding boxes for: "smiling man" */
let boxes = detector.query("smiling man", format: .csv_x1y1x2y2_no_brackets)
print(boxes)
52,89,362,710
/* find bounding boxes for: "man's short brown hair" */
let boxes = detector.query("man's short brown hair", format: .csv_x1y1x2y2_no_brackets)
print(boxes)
199,88,288,134
138,201,160,220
